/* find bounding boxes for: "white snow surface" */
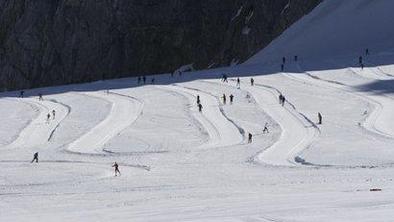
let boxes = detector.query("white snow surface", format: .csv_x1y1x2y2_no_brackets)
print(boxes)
3,1,394,221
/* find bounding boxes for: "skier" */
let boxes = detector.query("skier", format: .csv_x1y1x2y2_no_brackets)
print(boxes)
31,152,39,163
137,76,141,84
222,94,227,105
250,78,254,86
294,55,298,62
143,76,146,84
359,56,363,65
365,48,369,56
20,90,24,98
198,103,203,112
52,110,56,120
263,123,269,134
279,94,283,105
197,95,200,105
281,64,284,72
112,162,121,176
318,112,322,125
236,78,241,88
229,94,234,104
281,95,286,106
248,133,253,143
46,113,51,123
38,93,43,101
282,57,286,64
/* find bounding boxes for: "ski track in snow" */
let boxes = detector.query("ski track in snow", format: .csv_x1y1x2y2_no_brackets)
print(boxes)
235,79,320,166
66,91,143,155
290,63,394,139
162,84,243,149
1,97,69,151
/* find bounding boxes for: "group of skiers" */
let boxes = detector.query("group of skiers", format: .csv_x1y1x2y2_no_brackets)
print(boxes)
221,94,234,105
280,55,299,72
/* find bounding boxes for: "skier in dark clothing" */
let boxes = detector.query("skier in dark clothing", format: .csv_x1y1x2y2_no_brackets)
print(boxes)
263,123,269,134
281,95,286,106
236,78,241,88
318,112,322,125
112,162,121,176
31,152,39,163
20,91,24,98
46,113,51,123
248,133,253,143
143,76,146,84
359,56,363,65
279,94,283,105
282,57,286,64
197,95,200,105
38,93,43,101
222,94,227,104
250,78,254,86
229,94,234,104
294,55,298,62
365,48,369,56
198,103,203,112
52,110,56,120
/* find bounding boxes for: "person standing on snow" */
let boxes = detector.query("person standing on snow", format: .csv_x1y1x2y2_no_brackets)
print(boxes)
112,162,121,176
281,95,286,106
248,133,253,143
229,94,234,104
236,78,241,88
20,90,24,98
250,78,254,86
318,112,322,125
198,103,203,112
263,123,269,134
38,93,43,101
359,56,363,65
52,110,56,120
279,94,283,105
222,94,227,105
46,113,51,123
197,95,200,105
31,152,39,163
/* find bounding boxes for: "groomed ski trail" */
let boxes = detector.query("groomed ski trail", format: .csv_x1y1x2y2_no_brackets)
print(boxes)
1,97,69,151
242,81,319,166
162,84,243,149
67,91,143,154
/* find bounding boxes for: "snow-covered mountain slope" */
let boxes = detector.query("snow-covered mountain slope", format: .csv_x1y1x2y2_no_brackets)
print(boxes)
247,0,394,66
3,0,394,221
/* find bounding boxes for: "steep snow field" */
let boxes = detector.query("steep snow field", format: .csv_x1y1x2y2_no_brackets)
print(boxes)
2,0,394,221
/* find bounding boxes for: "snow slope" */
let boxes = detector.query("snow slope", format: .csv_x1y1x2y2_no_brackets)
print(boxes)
3,0,394,221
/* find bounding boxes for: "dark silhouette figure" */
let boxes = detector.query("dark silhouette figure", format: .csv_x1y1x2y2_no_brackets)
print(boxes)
236,78,241,88
248,133,253,143
38,93,43,101
52,110,56,120
112,162,121,176
282,57,286,64
250,78,254,86
46,113,51,123
359,56,363,65
361,63,364,70
229,94,234,104
143,76,146,84
263,123,269,134
294,55,298,62
20,91,24,98
197,95,200,105
318,112,322,125
222,94,227,104
281,64,284,72
198,103,203,112
31,152,39,163
365,48,369,56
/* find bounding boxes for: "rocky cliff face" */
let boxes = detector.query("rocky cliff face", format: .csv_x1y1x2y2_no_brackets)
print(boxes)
0,0,321,91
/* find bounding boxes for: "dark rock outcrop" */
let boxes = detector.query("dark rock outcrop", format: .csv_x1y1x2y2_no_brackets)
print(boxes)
0,0,321,91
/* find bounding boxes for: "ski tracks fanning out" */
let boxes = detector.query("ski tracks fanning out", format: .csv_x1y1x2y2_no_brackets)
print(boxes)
67,91,143,154
2,97,69,151
243,82,320,166
291,63,394,139
161,84,243,149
